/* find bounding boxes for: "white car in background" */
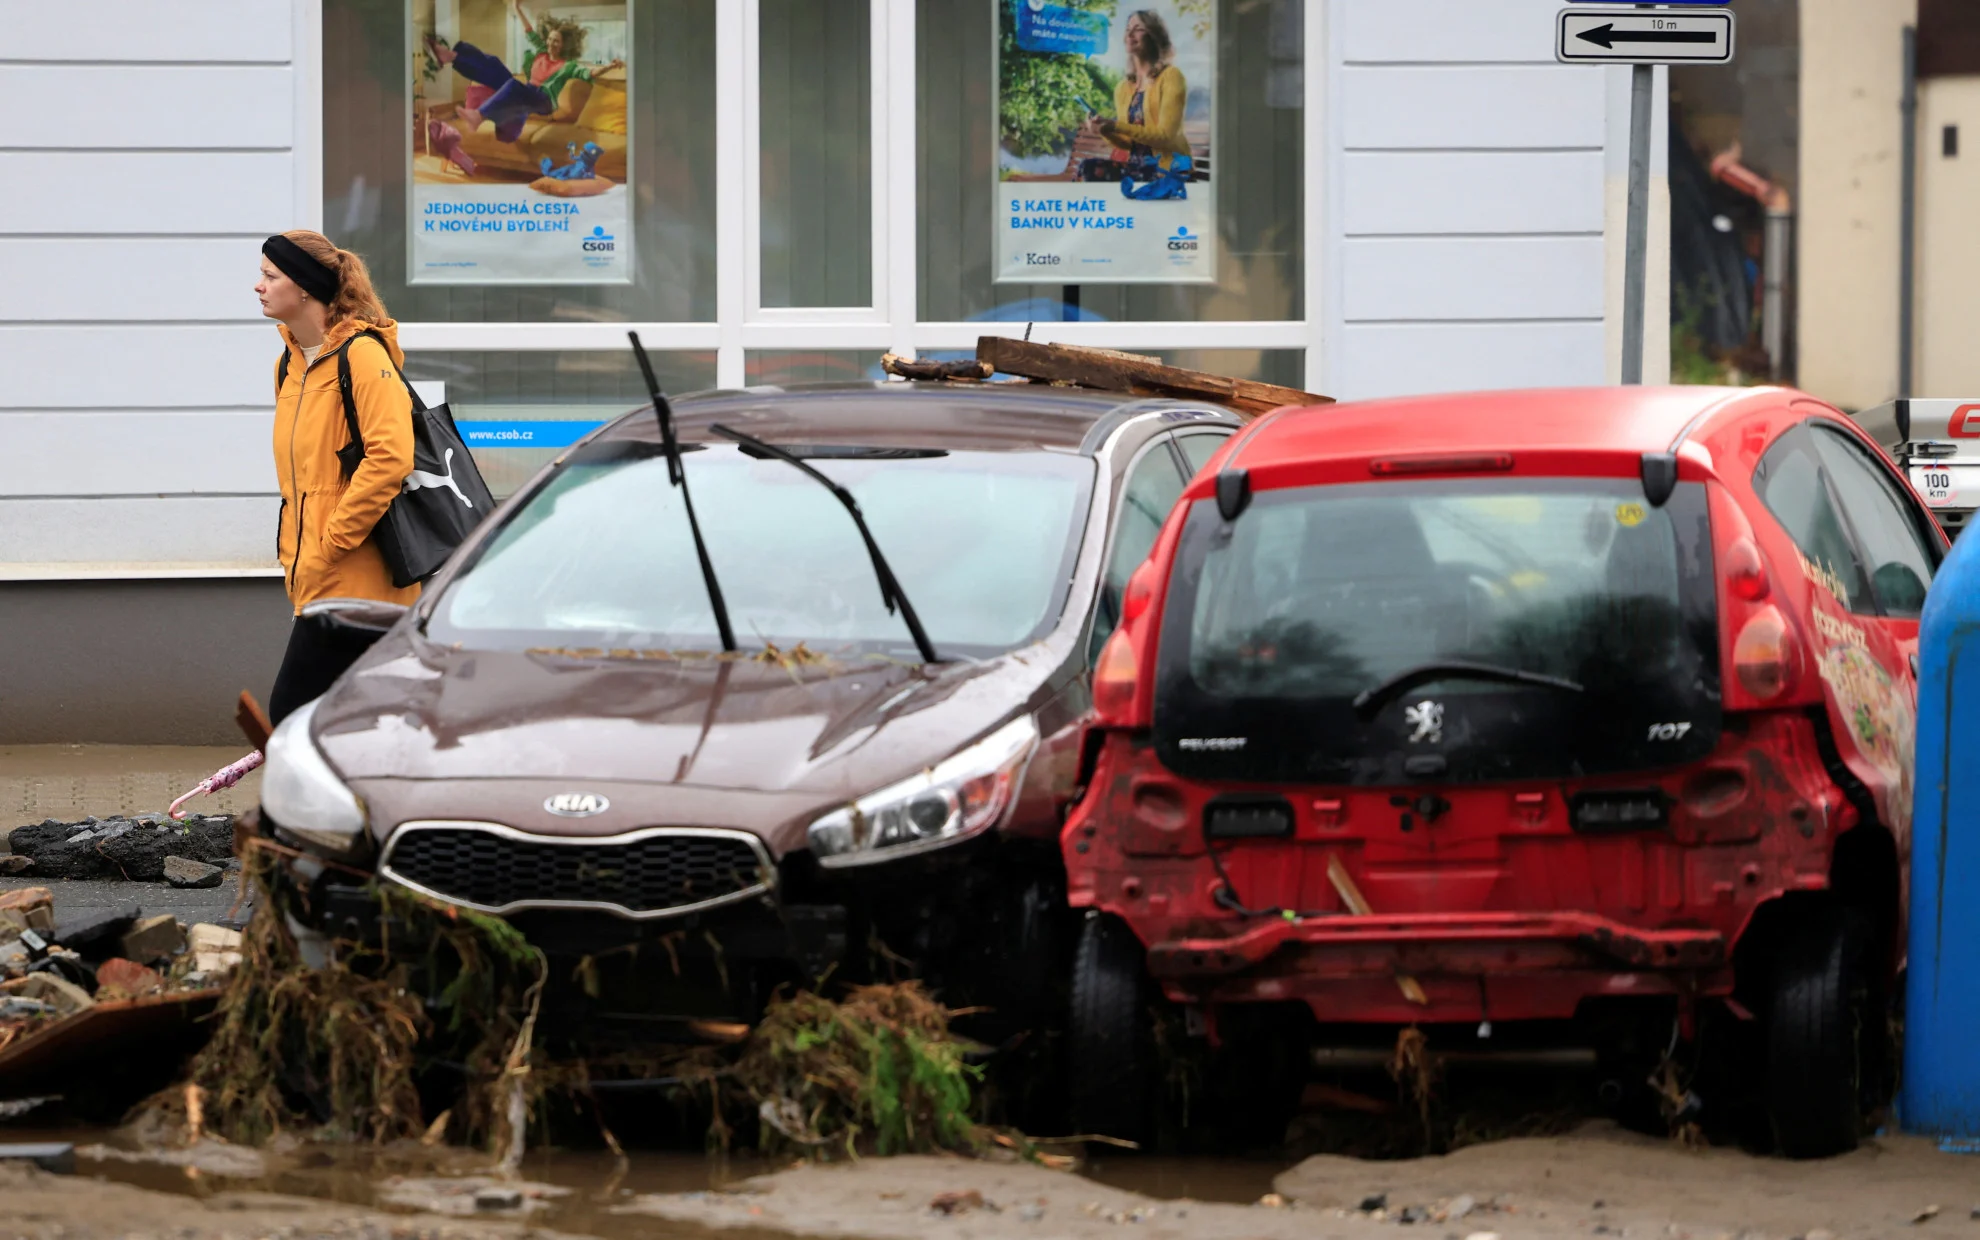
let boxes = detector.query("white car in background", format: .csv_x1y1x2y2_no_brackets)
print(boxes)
1854,399,1980,539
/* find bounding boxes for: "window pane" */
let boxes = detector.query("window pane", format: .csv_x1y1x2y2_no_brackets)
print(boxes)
1090,437,1186,660
1756,429,1874,611
745,351,885,386
1810,425,1937,615
1174,430,1228,475
918,0,1303,323
760,0,873,308
325,0,717,321
404,349,716,497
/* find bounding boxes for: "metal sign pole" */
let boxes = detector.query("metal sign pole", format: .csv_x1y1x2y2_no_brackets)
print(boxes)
1559,2,1734,386
1621,63,1653,385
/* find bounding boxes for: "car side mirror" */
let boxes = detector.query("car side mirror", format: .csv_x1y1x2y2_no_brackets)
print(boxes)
301,597,412,636
1871,562,1928,613
1216,469,1251,521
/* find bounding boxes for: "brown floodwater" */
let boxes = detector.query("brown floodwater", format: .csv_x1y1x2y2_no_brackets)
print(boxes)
7,1123,1298,1239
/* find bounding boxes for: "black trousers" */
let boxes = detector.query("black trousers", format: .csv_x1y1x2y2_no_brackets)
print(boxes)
268,613,384,726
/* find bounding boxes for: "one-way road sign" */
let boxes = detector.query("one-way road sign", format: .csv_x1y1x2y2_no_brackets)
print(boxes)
1556,7,1735,65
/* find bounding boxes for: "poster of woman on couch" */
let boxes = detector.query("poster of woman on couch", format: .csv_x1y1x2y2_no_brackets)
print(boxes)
409,0,633,286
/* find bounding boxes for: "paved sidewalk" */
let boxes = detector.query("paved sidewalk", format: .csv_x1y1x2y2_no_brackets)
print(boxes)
1,744,262,827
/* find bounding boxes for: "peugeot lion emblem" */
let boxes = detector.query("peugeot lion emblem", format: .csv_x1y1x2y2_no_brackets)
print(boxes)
545,792,610,817
1404,700,1445,745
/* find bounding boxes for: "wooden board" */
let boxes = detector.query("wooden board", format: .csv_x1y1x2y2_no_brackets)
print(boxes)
975,337,1331,419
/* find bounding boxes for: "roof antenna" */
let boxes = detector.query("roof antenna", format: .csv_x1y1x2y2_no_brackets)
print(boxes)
1023,321,1034,342
627,331,738,653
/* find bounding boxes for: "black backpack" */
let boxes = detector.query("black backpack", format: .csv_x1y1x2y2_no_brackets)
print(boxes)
277,332,496,588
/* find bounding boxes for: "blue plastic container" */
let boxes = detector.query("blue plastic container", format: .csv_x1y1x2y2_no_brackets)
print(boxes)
1903,523,1980,1139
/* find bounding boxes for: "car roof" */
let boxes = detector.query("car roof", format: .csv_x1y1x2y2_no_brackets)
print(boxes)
1231,385,1786,471
588,381,1241,456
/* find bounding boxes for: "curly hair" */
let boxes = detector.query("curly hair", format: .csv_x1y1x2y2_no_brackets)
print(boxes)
1126,9,1174,80
535,15,586,58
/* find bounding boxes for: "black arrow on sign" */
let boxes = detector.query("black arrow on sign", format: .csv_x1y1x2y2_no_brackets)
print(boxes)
1576,24,1717,50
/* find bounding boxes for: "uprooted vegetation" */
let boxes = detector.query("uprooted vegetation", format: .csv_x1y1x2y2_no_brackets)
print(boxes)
140,859,997,1161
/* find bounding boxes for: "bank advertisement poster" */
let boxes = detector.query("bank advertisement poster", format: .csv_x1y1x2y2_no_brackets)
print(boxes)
994,0,1216,285
409,0,632,285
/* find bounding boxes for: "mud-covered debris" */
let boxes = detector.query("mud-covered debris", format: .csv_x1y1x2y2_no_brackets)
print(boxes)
732,982,985,1157
6,816,234,881
1466,1232,1503,1240
186,924,244,978
118,915,185,965
1913,1206,1942,1224
9,973,94,1014
1259,1193,1289,1209
930,1189,988,1215
1400,1204,1429,1223
375,1176,568,1217
1361,1193,1391,1213
50,904,140,959
94,958,163,999
0,856,31,875
162,856,223,889
1448,1194,1478,1220
0,888,55,941
1017,1202,1046,1222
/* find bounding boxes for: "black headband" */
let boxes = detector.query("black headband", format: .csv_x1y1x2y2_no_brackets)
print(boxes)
262,235,339,303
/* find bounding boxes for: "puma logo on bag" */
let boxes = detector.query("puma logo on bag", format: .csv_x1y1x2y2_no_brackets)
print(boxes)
404,447,473,509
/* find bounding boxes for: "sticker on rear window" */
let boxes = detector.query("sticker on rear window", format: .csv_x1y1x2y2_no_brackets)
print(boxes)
1615,502,1647,528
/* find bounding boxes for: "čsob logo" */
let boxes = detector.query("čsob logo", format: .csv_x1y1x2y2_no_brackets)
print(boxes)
582,225,615,253
1167,226,1199,253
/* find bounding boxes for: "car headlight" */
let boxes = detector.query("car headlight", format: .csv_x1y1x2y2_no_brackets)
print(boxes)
261,698,369,856
808,717,1038,868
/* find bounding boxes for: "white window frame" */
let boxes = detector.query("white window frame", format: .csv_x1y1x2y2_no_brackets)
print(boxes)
374,0,1325,392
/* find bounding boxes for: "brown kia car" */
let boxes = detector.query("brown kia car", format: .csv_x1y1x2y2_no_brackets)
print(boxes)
256,381,1238,1050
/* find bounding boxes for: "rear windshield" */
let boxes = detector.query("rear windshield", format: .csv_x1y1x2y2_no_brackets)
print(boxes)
430,444,1094,659
1154,478,1720,785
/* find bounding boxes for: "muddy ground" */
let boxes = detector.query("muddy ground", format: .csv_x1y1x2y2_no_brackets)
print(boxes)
627,1125,1980,1240
9,1122,1978,1240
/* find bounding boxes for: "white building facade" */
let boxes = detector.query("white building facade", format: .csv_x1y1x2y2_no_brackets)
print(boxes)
0,0,1668,741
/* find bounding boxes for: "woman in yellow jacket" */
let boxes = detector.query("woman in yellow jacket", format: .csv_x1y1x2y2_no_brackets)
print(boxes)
1079,10,1192,196
255,231,418,722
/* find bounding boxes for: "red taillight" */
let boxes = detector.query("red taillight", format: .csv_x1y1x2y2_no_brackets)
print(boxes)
1724,536,1770,601
1093,626,1139,723
1733,605,1799,700
1121,560,1156,625
1370,453,1514,476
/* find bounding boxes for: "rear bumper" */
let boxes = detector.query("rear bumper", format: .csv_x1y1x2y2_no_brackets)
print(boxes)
1137,910,1729,1023
1148,910,1725,977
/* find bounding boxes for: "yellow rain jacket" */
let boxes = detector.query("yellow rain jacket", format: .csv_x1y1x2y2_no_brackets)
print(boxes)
1104,65,1191,170
272,318,421,614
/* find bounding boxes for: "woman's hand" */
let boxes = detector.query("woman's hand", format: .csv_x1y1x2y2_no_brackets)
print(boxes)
1079,115,1107,139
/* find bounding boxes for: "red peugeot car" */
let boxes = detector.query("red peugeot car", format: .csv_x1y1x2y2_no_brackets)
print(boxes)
1064,387,1939,1157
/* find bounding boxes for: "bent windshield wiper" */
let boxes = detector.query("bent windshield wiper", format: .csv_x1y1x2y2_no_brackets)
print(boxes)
628,331,737,653
709,422,941,665
1352,661,1583,721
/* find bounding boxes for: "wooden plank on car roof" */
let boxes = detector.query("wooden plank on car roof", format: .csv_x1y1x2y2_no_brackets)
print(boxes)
974,337,1332,419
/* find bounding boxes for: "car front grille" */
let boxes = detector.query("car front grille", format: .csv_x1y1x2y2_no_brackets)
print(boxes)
379,823,772,919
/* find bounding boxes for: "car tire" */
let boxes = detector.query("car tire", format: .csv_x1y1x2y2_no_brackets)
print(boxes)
1766,907,1870,1158
1069,914,1157,1147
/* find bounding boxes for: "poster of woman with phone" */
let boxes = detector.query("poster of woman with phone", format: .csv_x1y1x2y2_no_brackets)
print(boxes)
1076,10,1193,200
994,0,1215,284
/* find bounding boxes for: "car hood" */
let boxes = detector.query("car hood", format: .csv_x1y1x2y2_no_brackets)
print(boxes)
311,630,1058,853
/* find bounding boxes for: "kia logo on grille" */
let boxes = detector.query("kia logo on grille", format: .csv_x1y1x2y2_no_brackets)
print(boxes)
545,792,610,817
